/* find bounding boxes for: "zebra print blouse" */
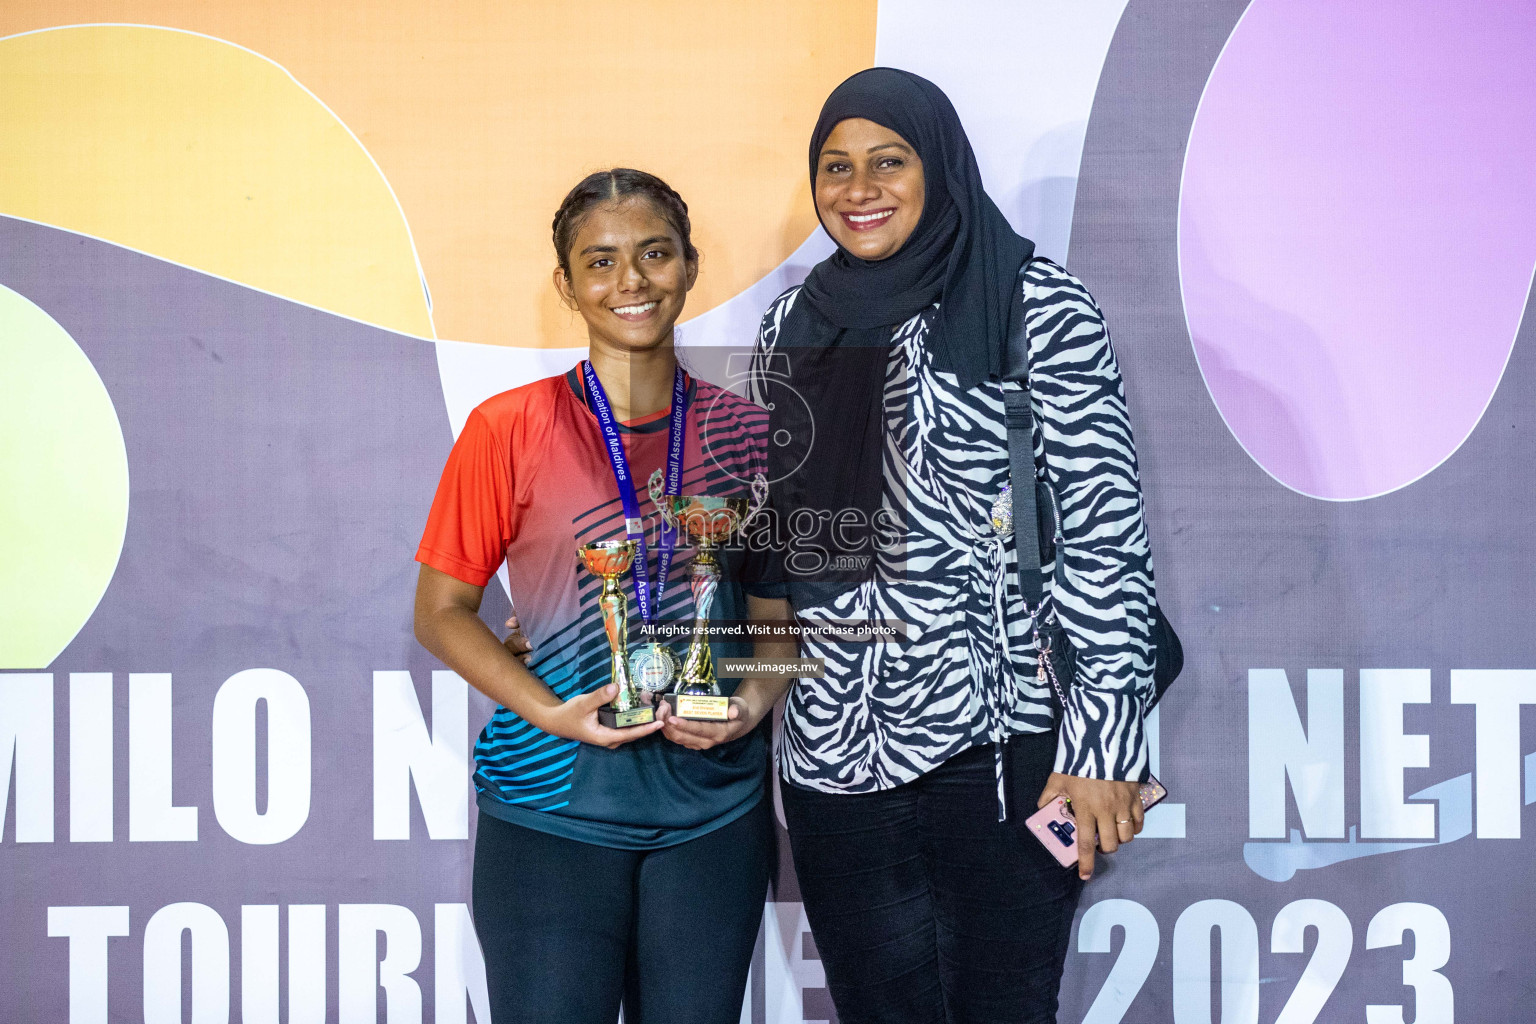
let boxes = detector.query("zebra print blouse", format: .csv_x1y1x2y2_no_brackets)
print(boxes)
754,258,1157,791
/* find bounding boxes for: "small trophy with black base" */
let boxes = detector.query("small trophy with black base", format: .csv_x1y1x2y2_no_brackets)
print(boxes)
578,539,656,729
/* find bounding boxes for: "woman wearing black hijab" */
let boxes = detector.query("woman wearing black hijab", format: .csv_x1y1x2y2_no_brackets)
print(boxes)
665,68,1161,1022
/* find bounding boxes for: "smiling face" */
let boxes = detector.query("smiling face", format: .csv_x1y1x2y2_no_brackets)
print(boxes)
554,197,697,356
815,117,925,261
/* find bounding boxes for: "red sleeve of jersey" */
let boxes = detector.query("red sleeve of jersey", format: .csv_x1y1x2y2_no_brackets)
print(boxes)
416,407,514,587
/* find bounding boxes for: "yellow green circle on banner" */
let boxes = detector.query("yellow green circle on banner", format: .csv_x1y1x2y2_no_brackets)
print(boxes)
0,283,129,669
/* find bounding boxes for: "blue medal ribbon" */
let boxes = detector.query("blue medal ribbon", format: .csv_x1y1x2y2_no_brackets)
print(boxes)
580,360,687,625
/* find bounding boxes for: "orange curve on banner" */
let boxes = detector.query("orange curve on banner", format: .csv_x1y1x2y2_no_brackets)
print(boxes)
0,25,433,338
0,3,876,348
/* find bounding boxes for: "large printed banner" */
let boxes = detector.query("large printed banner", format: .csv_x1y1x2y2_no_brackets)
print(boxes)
4,1,1535,1021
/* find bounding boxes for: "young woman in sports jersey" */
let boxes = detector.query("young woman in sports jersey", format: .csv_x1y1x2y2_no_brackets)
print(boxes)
413,168,791,1024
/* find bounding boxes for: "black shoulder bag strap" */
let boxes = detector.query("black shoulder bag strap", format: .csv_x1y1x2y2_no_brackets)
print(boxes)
1002,260,1077,725
1004,258,1182,710
1003,259,1065,615
1003,380,1040,606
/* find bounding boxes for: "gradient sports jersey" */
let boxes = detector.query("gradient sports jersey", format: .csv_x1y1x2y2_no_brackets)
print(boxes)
417,365,782,849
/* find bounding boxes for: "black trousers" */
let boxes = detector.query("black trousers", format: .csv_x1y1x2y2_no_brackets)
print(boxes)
471,797,772,1024
780,733,1083,1024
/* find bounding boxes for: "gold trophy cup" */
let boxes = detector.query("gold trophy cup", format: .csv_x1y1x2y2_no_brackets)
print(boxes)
650,471,768,721
577,540,656,729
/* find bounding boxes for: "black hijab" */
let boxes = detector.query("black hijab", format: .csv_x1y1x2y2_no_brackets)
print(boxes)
794,67,1035,384
765,68,1034,599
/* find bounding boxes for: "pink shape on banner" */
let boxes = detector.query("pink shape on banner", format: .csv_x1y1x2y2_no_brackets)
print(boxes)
1178,0,1536,500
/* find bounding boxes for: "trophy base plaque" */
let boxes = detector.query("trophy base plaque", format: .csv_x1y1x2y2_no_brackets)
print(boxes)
598,705,656,729
664,693,731,722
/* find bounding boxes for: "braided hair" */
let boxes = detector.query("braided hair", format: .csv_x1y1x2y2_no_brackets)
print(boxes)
552,168,699,276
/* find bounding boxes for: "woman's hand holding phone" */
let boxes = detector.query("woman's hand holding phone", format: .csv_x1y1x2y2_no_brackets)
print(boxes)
1035,772,1145,881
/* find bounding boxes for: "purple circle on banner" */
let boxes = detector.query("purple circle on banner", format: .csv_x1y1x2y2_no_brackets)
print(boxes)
1178,0,1536,500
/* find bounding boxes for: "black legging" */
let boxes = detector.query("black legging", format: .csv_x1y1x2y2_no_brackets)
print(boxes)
472,797,772,1024
780,732,1083,1024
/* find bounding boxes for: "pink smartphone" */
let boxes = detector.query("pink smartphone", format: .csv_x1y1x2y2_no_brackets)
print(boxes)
1026,795,1082,867
1027,773,1168,868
